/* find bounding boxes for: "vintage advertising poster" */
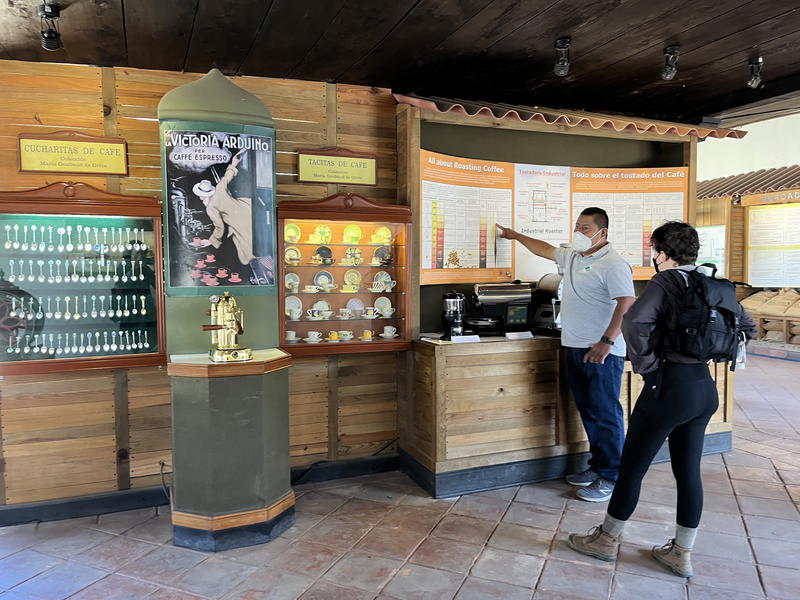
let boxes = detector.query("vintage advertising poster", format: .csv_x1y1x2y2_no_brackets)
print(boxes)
161,124,276,295
513,164,571,281
697,225,726,276
747,203,800,287
420,150,513,282
571,167,688,267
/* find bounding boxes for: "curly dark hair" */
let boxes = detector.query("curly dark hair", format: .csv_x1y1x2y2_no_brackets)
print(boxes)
650,221,699,265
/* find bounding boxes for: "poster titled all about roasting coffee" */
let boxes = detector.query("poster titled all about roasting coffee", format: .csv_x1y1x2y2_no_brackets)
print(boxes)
161,124,276,295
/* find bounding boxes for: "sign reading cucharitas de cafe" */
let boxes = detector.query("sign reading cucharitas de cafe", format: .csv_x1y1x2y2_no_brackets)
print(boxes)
18,130,128,175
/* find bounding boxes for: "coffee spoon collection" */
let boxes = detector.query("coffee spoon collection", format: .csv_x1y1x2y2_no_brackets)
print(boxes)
3,223,149,254
6,329,152,356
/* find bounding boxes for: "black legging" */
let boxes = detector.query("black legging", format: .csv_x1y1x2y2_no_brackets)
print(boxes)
607,362,719,528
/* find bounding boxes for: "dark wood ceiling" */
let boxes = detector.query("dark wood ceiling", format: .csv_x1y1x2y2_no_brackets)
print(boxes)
2,0,799,124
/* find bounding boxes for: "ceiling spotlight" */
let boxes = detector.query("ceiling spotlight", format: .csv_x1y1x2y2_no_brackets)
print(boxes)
38,2,62,51
746,56,764,89
661,45,680,81
554,37,571,77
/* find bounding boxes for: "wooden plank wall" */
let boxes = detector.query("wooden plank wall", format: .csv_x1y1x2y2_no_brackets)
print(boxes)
695,195,746,294
0,59,399,505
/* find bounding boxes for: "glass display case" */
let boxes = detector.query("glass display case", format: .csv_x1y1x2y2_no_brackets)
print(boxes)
0,182,165,374
278,193,412,355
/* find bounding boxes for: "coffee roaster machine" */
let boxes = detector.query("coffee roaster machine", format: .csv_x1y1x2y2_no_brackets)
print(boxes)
464,274,563,336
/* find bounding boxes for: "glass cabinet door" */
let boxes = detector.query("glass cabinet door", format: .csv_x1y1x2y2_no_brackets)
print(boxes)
281,219,407,348
0,214,160,362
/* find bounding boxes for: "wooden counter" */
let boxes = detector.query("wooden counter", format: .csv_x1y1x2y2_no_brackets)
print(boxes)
400,337,733,497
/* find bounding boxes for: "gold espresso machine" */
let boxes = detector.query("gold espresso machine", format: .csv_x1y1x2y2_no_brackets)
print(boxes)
202,292,253,362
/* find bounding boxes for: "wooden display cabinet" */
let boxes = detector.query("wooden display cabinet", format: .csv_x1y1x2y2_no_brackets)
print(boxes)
278,193,412,356
0,182,166,375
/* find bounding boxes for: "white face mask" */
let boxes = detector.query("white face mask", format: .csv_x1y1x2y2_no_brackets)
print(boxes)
570,230,602,252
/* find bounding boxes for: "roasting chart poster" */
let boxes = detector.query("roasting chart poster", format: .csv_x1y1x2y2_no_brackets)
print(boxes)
160,122,276,296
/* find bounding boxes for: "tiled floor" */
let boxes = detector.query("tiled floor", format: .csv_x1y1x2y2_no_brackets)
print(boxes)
1,355,799,599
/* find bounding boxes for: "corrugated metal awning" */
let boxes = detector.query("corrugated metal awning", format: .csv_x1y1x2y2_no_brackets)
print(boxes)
394,94,747,140
697,165,800,200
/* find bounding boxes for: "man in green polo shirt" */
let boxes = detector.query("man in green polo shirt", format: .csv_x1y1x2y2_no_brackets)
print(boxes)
498,207,635,501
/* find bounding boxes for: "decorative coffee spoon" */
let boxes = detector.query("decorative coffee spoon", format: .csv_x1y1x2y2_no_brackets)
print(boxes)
63,296,72,320
125,228,133,250
8,260,16,282
115,295,123,317
45,296,53,318
124,331,132,351
131,294,138,315
140,231,148,251
9,296,17,317
133,229,141,250
73,295,81,320
13,334,22,354
56,227,65,252
38,226,46,252
77,225,84,249
102,332,110,352
123,295,130,317
12,224,20,249
143,330,150,349
32,334,40,353
81,296,88,319
101,228,109,252
55,334,63,355
30,225,37,252
139,295,147,316
37,260,45,283
90,295,98,318
121,260,128,283
111,331,118,351
99,295,107,318
25,298,35,320
93,227,100,251
6,332,14,353
47,259,55,284
54,259,63,283
65,226,73,252
48,334,55,355
47,226,54,252
27,259,35,282
3,224,11,249
54,296,62,319
36,297,44,319
84,226,93,252
93,332,101,352
138,260,145,280
104,260,112,282
112,260,120,282
22,334,31,353
136,330,144,349
21,225,29,251
79,333,86,354
87,259,95,283
70,260,78,282
71,332,79,354
79,258,87,283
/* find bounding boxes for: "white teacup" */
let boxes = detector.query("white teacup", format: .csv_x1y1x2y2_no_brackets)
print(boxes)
352,308,364,318
339,308,352,318
304,285,320,293
338,330,353,339
288,308,301,320
382,326,397,336
307,330,322,339
285,330,297,341
322,310,334,319
379,307,395,317
289,283,299,294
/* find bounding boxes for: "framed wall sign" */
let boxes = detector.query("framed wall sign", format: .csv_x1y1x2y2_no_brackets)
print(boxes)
18,130,127,175
298,147,377,185
160,121,277,296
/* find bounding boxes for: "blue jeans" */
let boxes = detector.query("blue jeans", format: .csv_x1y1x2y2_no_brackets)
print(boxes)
565,347,625,482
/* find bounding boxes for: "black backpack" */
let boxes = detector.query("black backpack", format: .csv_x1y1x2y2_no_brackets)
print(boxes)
665,265,742,370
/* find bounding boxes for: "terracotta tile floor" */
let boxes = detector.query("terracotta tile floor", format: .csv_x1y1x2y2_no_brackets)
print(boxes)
1,355,799,599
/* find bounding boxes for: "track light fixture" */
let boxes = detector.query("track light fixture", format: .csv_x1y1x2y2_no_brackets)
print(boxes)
554,38,571,77
661,45,680,81
38,2,62,51
746,57,764,89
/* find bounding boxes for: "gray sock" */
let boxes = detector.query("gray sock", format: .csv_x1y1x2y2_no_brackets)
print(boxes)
675,525,697,549
602,514,626,537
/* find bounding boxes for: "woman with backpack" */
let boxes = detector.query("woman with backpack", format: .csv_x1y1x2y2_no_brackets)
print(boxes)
566,221,755,577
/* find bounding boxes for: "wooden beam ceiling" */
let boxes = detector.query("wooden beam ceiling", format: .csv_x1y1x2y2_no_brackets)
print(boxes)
0,0,797,124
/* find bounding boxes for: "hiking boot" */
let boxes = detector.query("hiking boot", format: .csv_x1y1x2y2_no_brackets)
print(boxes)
651,539,693,577
567,525,620,562
576,477,614,502
565,469,599,487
